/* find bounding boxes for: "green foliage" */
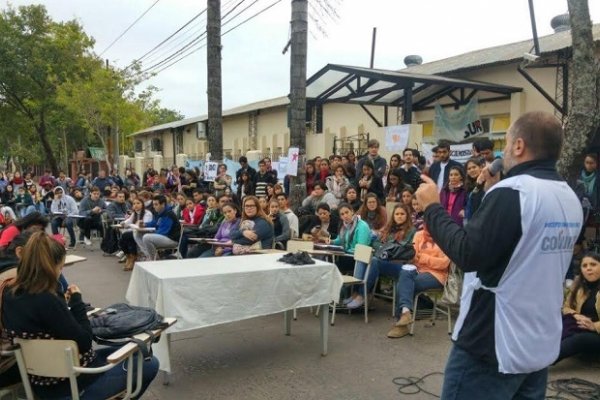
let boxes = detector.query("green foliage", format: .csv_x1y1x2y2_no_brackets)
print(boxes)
0,4,183,171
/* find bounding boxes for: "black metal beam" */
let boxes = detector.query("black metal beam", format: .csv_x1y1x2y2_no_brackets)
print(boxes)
411,86,456,109
317,74,357,101
517,65,564,115
360,104,383,127
465,89,479,103
402,84,414,124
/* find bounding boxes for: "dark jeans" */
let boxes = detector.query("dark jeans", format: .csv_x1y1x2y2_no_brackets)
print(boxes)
361,257,403,296
556,331,600,363
442,345,547,400
51,217,76,247
78,215,103,240
119,231,138,255
35,347,159,400
396,269,442,317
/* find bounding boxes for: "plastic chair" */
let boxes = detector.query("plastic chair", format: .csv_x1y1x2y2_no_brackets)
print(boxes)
13,338,144,400
409,289,452,336
0,348,22,400
154,226,185,260
330,244,373,325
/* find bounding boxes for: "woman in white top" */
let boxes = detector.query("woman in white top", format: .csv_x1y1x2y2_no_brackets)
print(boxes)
119,198,153,271
326,165,350,201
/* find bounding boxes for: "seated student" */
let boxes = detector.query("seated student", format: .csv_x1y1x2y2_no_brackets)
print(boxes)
330,202,371,280
199,202,240,257
326,165,351,201
49,186,79,249
387,224,450,338
276,193,299,239
556,252,600,363
301,181,338,213
106,190,129,221
343,186,362,212
347,204,416,309
138,194,181,260
268,199,290,248
1,231,159,398
411,195,424,232
0,212,47,250
230,196,274,252
120,198,153,271
357,193,387,235
298,203,340,243
78,186,107,245
357,160,384,203
180,195,223,259
14,186,33,218
439,166,467,227
183,198,205,225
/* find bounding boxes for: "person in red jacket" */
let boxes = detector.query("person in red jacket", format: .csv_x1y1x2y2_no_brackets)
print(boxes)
183,198,205,225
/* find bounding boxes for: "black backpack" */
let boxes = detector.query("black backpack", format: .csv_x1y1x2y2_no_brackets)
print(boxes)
100,226,119,254
90,303,167,358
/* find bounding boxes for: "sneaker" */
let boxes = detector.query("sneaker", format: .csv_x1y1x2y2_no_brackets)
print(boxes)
342,297,354,305
66,244,76,251
346,297,364,309
83,237,92,246
396,311,413,326
118,255,127,263
115,250,125,258
387,325,410,339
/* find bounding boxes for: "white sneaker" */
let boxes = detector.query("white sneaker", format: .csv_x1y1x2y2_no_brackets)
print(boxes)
347,298,364,309
83,237,92,246
115,250,124,258
342,297,354,305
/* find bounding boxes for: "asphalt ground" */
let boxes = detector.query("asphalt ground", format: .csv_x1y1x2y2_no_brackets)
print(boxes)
62,244,600,400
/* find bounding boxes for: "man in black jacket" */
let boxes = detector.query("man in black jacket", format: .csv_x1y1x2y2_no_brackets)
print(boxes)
428,140,463,190
416,112,583,400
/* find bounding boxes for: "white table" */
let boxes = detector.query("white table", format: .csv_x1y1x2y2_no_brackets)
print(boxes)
125,253,343,375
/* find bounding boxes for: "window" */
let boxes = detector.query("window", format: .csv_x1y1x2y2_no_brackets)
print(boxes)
196,122,206,140
134,140,143,153
151,138,162,152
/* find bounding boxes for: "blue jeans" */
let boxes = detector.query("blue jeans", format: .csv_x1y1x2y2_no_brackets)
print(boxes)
51,217,76,247
36,347,159,399
396,270,442,316
360,257,404,296
442,345,547,400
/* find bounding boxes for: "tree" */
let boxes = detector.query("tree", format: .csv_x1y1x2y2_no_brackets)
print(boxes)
206,0,223,161
0,5,95,175
288,0,308,209
557,0,600,185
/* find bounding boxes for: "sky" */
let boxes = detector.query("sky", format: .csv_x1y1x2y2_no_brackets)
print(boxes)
4,0,600,119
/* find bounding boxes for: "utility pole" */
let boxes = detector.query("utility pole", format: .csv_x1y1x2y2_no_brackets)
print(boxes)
207,0,223,161
288,0,308,209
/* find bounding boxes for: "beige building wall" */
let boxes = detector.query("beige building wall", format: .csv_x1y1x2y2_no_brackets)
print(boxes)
223,114,248,156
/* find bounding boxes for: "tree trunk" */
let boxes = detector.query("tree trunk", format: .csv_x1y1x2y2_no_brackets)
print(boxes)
288,0,308,210
207,0,223,161
36,113,59,175
557,0,600,186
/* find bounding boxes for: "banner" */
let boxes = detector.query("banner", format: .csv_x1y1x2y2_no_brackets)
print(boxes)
384,124,410,152
433,98,484,142
277,157,288,178
287,147,299,177
422,143,473,166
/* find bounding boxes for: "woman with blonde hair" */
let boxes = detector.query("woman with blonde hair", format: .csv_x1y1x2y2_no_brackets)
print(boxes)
1,231,159,398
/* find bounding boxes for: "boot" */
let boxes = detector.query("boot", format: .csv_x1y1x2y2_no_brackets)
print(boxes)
123,254,136,271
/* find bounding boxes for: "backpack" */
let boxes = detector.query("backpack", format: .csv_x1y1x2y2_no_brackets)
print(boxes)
100,226,119,254
89,303,167,358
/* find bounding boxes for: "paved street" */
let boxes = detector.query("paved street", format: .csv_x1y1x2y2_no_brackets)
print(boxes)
63,245,600,400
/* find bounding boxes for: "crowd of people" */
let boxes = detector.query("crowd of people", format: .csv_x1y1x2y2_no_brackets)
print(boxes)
0,112,598,397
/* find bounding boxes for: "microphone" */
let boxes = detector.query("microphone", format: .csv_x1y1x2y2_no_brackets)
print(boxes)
488,158,503,177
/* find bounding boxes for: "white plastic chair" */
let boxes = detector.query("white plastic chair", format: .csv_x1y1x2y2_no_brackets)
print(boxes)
409,289,452,336
154,225,185,260
13,339,144,400
330,244,373,325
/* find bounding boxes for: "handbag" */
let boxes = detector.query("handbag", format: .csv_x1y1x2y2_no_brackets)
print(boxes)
232,241,262,255
373,241,415,262
440,262,463,307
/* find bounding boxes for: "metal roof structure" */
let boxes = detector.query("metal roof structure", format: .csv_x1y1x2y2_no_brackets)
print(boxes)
306,64,522,124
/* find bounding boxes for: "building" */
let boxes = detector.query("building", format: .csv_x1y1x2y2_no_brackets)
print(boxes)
126,16,599,174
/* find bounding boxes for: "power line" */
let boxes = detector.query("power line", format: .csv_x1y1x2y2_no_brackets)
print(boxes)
149,0,284,77
99,0,161,57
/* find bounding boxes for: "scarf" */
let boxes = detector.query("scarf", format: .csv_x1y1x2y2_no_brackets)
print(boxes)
338,214,359,249
580,170,596,197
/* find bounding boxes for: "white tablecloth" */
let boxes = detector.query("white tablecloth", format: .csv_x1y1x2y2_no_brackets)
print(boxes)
125,253,343,372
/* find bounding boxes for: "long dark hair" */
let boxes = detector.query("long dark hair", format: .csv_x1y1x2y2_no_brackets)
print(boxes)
132,198,147,224
380,203,413,243
568,252,600,310
358,193,386,230
465,157,485,192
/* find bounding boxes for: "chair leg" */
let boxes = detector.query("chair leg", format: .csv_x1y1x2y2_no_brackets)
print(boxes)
392,281,396,317
363,283,368,324
331,301,337,326
431,295,438,326
410,293,419,336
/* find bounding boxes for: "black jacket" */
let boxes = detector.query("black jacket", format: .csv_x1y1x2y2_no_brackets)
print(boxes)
428,159,463,188
423,160,564,366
